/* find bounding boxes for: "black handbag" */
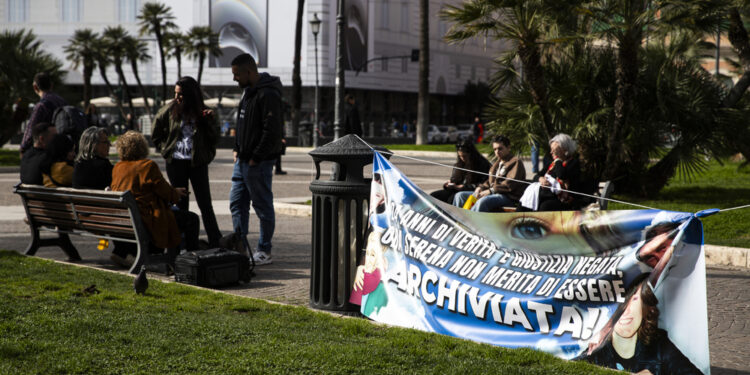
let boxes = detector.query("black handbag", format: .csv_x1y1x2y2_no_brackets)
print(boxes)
174,248,252,287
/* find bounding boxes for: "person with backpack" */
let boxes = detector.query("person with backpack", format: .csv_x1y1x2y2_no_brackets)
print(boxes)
151,76,222,248
20,72,66,155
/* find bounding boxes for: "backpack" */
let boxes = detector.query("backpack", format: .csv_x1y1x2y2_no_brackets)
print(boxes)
52,106,89,146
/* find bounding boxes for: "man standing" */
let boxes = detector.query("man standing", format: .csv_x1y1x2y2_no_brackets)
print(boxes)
20,72,66,155
229,54,283,265
344,94,362,136
20,122,57,185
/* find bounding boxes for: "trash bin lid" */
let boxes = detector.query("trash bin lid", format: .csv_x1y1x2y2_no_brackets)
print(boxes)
308,134,390,162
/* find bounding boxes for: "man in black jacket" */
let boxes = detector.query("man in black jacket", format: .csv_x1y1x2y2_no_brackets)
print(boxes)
229,53,283,265
20,122,57,185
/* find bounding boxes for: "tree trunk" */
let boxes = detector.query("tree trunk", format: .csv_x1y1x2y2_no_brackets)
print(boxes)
603,20,643,181
291,0,305,138
176,48,182,81
197,53,205,85
98,64,127,120
416,0,429,144
720,8,750,166
155,26,168,103
82,63,93,110
722,8,750,108
115,62,136,122
131,60,153,119
518,44,553,142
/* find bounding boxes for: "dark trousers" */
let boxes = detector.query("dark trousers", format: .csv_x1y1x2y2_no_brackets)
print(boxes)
166,159,222,246
275,157,283,172
430,188,459,204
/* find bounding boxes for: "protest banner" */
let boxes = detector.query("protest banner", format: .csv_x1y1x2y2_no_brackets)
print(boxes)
351,152,709,374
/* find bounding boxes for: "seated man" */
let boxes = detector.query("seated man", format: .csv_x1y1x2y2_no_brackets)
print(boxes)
453,135,526,211
20,122,57,185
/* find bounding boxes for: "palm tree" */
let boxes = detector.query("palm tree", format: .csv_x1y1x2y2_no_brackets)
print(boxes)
138,2,176,102
103,26,136,124
64,28,98,110
92,38,126,120
417,0,429,144
0,29,63,146
441,0,572,143
291,0,305,138
123,35,153,119
164,30,187,81
186,26,221,85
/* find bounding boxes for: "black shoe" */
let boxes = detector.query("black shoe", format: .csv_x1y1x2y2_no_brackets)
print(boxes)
275,170,287,175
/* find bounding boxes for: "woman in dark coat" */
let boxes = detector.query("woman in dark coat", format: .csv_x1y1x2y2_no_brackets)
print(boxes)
430,140,491,204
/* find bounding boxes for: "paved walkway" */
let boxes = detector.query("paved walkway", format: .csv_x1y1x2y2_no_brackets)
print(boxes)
1,147,748,374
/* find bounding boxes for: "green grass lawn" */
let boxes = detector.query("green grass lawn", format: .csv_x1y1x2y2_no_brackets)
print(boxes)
0,149,20,166
609,160,750,248
0,251,616,375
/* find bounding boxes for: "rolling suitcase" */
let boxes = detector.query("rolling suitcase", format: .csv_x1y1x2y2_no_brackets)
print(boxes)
174,248,252,287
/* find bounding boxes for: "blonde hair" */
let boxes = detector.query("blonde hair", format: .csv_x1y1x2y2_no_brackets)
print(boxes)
116,131,149,161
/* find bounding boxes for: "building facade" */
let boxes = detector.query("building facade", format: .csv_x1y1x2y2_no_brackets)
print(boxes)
2,0,506,133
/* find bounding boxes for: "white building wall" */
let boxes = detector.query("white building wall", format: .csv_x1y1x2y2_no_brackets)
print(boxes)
1,0,504,95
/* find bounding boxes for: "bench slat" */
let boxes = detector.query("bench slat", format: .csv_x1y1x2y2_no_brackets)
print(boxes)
26,199,131,218
32,216,137,238
27,207,134,226
20,192,127,208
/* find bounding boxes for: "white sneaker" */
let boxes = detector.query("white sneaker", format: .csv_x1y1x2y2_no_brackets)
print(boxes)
252,251,273,265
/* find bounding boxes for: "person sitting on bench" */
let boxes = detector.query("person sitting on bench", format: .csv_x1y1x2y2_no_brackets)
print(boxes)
73,127,113,190
453,135,526,211
110,131,200,268
41,134,75,188
430,140,490,204
20,122,57,185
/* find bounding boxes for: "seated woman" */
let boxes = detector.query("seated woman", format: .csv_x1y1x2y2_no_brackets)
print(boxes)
110,131,200,268
520,133,587,211
73,127,113,190
453,135,527,212
430,140,491,204
41,134,75,188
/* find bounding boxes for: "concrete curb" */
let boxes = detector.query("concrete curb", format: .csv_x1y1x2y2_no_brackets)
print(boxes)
705,245,750,269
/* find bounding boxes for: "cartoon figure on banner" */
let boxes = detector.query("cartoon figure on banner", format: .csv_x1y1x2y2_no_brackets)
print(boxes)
577,277,700,374
350,230,390,316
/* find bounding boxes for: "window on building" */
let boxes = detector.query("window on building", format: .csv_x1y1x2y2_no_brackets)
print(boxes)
471,66,476,81
455,64,461,78
380,0,389,29
117,0,140,23
382,57,388,72
401,57,408,73
7,0,29,22
60,0,82,22
400,2,409,32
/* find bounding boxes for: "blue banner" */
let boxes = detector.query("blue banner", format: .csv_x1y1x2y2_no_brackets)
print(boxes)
351,152,709,375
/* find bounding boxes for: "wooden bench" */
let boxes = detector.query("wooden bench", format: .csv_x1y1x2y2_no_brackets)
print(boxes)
498,180,613,212
13,183,163,274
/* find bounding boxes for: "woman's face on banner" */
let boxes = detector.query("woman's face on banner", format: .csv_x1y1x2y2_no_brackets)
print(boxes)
615,286,643,339
370,175,385,214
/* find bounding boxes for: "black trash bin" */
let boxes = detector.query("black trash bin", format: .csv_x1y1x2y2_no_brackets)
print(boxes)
308,135,389,313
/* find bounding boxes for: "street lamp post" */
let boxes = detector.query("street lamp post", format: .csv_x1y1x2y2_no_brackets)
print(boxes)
310,13,322,148
334,0,345,139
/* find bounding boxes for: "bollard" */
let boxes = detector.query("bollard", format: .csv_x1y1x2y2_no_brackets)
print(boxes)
308,135,389,313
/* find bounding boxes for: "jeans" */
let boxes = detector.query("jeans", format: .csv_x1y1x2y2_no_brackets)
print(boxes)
229,159,275,254
166,160,222,246
531,141,540,174
453,190,516,212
